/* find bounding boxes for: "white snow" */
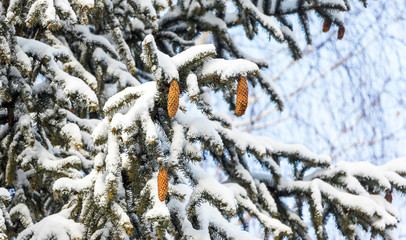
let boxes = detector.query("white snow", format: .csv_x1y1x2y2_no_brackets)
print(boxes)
169,122,185,165
235,163,258,195
227,183,292,236
187,163,236,214
63,110,97,131
175,112,223,149
20,143,83,178
320,0,347,10
172,44,216,70
279,0,305,12
17,208,84,240
26,0,56,27
278,178,398,229
200,59,259,80
196,203,257,240
17,37,98,108
101,132,122,205
15,45,32,73
109,82,157,135
186,73,199,99
73,0,94,9
199,12,227,31
61,123,82,150
167,183,211,239
383,158,406,174
143,179,170,220
310,180,324,218
307,161,398,190
256,181,278,213
111,202,132,233
157,51,179,82
63,57,97,90
93,48,140,88
131,0,157,20
141,112,158,144
94,171,108,206
141,35,180,83
53,170,96,194
168,199,211,239
0,189,9,202
111,27,137,74
54,0,76,23
103,85,144,115
10,204,33,227
74,25,117,55
239,0,284,40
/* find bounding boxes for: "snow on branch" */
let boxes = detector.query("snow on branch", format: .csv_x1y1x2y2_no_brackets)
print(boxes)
307,160,406,193
19,143,82,175
175,113,224,153
172,44,216,74
103,84,148,116
127,0,159,28
44,30,98,91
247,158,406,238
142,35,179,83
228,183,292,237
109,82,157,136
235,0,284,42
17,208,85,240
17,37,98,108
53,171,96,196
142,179,171,221
257,71,284,111
10,204,33,228
277,0,347,14
196,203,256,240
200,59,259,82
60,109,98,133
68,25,119,58
93,48,140,88
26,0,58,28
111,26,137,74
186,163,236,217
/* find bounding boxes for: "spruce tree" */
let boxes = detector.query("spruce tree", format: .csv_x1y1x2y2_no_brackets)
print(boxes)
0,0,405,239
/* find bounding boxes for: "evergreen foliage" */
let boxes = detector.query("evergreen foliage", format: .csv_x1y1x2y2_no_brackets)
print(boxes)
0,0,404,239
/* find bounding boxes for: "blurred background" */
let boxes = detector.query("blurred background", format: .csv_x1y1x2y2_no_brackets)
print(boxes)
201,1,406,238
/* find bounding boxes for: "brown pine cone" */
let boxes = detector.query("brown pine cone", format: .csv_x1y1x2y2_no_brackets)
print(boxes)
385,190,392,203
167,80,180,118
338,26,345,40
157,167,168,202
323,19,332,33
236,76,248,117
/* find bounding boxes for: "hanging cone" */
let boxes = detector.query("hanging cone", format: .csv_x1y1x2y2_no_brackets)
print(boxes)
385,190,392,203
236,76,248,116
322,19,332,33
338,26,345,40
157,167,168,202
167,80,180,118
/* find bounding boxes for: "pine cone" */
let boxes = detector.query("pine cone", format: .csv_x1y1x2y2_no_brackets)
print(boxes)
167,80,180,118
157,167,168,202
236,76,248,116
385,190,392,203
338,26,345,40
323,19,332,33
